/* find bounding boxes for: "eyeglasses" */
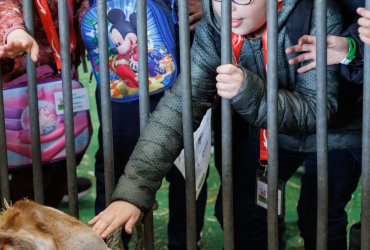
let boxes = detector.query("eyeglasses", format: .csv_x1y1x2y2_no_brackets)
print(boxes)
214,0,253,5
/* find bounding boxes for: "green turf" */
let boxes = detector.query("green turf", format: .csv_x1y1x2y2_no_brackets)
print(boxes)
58,66,361,249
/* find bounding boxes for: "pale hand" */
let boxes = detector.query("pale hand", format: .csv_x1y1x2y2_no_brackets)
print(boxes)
285,35,349,73
216,64,244,99
358,7,370,46
0,29,39,62
88,200,141,239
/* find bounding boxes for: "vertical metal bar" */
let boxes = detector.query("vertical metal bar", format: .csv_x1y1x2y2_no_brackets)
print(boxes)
315,0,328,248
266,0,279,249
0,68,10,206
138,0,150,129
23,0,44,204
361,1,370,249
58,0,79,217
96,0,115,206
178,0,197,249
220,0,234,249
137,1,155,249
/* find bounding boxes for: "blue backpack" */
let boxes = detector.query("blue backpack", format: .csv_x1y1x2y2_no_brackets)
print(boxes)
80,0,178,102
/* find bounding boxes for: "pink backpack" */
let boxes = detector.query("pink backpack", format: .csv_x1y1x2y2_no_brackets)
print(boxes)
3,65,91,169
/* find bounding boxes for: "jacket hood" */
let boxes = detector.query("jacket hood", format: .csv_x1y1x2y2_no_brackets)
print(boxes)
202,0,222,34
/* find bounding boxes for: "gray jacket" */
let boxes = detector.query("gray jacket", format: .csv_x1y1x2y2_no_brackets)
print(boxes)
112,0,356,212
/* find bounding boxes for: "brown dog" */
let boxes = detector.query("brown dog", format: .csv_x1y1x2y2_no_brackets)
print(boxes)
0,199,111,250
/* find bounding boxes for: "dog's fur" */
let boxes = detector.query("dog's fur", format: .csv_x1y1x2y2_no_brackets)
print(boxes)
0,199,110,250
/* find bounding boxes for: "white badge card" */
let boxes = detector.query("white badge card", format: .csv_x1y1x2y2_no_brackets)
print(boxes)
255,169,284,217
54,88,90,115
174,109,212,199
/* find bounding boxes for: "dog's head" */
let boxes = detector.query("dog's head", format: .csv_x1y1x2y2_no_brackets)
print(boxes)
0,199,110,250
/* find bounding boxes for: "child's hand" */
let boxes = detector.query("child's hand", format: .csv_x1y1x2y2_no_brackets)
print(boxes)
357,7,370,45
88,200,141,238
285,35,349,73
0,29,39,62
216,64,244,99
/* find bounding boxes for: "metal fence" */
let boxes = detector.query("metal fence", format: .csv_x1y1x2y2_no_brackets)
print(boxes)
0,0,369,249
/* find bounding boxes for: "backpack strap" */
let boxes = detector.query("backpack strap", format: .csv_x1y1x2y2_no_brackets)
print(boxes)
286,0,313,45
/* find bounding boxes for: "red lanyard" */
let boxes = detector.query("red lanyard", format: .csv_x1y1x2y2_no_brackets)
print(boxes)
231,2,282,162
34,0,77,70
259,1,283,161
259,27,269,161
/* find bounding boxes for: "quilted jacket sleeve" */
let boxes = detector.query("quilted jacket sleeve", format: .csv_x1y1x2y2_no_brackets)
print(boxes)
0,0,25,46
230,1,343,135
112,19,219,212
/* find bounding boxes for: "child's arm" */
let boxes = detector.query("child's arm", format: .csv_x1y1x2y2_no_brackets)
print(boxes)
358,7,370,45
0,29,39,62
0,0,39,61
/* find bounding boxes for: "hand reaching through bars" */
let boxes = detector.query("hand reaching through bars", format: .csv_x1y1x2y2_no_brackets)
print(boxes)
216,64,244,99
88,200,141,239
285,35,349,73
0,29,39,62
358,7,370,45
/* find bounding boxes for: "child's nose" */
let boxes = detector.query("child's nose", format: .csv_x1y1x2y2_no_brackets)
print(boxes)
231,2,237,11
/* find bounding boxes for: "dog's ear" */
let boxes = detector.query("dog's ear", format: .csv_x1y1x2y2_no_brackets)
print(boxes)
0,232,39,249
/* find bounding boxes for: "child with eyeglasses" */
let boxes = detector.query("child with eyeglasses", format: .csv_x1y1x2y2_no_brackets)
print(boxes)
88,0,355,249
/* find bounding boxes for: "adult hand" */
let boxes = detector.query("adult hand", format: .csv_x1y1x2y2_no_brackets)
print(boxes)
188,0,204,31
88,200,141,239
216,64,244,99
0,29,39,62
358,7,370,45
285,35,349,73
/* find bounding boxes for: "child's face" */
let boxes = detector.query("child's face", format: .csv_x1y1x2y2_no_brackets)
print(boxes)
212,0,267,35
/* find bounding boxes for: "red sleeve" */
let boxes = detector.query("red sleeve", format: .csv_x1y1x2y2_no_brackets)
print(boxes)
0,0,26,46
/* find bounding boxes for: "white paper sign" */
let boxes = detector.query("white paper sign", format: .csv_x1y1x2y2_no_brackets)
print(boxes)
54,88,90,115
174,109,212,199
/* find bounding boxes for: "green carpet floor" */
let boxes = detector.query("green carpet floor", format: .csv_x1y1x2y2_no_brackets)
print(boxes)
58,67,361,249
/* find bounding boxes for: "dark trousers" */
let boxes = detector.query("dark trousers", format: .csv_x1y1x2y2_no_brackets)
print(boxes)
9,161,67,208
213,137,361,250
95,93,207,249
165,166,208,250
9,152,84,208
299,148,361,250
212,107,361,249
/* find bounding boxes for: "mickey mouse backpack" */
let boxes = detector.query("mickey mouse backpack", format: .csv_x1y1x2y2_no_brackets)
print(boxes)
80,0,178,102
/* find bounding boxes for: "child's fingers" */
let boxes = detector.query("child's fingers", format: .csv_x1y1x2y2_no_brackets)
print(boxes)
288,52,314,65
100,219,122,239
297,35,316,46
88,213,102,225
124,216,139,235
216,64,238,74
297,62,316,73
217,89,233,100
358,17,370,29
357,7,370,19
285,44,313,54
29,42,39,62
91,216,112,237
359,27,370,39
